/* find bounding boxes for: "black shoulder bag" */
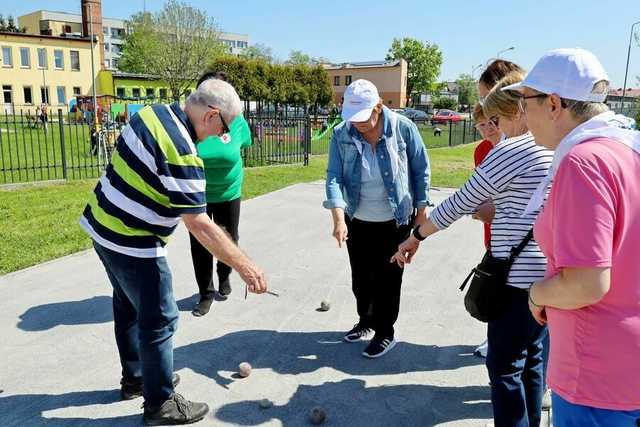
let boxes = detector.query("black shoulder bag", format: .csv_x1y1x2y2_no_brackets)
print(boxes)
459,229,534,323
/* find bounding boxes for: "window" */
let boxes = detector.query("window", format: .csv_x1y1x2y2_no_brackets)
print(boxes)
159,88,167,100
2,85,12,104
54,49,64,69
146,88,155,98
333,76,340,86
73,86,81,96
37,48,47,69
111,28,124,39
63,25,72,33
2,47,12,67
23,86,33,104
70,50,80,71
116,87,125,98
345,75,352,85
104,43,110,52
112,58,119,69
111,44,121,55
103,27,109,35
40,86,50,104
56,86,67,105
20,47,30,68
132,88,141,98
105,59,111,68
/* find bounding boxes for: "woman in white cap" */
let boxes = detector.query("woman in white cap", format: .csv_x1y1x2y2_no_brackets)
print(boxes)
508,48,640,427
323,79,430,358
392,70,553,426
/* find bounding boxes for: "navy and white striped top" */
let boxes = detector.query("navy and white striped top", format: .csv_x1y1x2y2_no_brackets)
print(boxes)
430,132,553,289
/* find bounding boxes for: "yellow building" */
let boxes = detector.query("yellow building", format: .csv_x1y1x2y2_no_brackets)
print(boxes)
0,32,100,114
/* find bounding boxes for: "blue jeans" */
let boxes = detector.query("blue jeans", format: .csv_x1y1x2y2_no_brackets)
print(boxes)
94,242,178,406
552,393,640,427
486,286,547,427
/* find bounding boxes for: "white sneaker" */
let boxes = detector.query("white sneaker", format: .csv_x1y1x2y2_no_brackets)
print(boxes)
542,388,552,410
474,340,488,358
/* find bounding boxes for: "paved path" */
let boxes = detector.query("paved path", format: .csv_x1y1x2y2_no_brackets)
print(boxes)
0,182,542,426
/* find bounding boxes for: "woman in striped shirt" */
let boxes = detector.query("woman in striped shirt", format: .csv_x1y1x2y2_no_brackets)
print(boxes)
392,71,553,427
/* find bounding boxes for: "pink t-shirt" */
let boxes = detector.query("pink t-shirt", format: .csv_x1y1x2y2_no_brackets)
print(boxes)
534,137,640,411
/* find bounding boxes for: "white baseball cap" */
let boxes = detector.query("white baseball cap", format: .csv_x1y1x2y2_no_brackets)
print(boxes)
503,48,609,102
341,79,381,122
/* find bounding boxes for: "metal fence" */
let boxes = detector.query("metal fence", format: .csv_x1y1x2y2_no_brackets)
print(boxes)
0,106,480,185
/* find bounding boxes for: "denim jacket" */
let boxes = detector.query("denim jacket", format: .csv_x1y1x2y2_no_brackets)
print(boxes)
323,106,431,225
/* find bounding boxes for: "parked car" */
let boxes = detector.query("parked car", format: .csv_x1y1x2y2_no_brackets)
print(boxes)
431,109,463,125
401,108,429,123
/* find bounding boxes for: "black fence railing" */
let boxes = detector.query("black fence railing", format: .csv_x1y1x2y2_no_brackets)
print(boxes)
0,106,482,185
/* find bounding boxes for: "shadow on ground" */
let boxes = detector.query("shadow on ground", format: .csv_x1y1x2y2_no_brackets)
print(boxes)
174,330,484,388
0,389,141,427
17,296,113,331
215,378,492,426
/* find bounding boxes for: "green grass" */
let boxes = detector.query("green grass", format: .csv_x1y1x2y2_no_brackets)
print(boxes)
0,144,477,275
0,156,329,275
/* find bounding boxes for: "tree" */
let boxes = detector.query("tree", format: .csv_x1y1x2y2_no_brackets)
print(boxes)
433,96,457,110
205,56,333,108
6,15,17,32
119,0,226,101
386,38,443,107
456,73,478,109
240,43,273,63
287,50,312,65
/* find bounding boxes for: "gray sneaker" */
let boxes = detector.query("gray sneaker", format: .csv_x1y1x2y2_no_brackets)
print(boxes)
143,393,209,426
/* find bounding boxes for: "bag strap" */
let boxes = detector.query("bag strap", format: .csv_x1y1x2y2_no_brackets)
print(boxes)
508,229,534,263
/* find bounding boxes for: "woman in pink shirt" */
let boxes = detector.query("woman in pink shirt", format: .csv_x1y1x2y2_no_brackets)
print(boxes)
508,48,640,426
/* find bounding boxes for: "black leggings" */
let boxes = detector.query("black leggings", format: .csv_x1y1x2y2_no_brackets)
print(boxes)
188,198,241,298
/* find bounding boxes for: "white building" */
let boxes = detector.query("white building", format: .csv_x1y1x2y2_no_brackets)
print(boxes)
20,9,249,70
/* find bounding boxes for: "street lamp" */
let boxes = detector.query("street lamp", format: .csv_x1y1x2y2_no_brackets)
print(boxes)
497,47,515,58
622,20,640,99
471,63,483,78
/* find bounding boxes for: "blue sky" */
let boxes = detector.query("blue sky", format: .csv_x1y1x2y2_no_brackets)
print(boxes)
4,0,639,87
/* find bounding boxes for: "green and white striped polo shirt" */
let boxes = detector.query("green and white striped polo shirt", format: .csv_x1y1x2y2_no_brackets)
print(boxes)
80,103,207,258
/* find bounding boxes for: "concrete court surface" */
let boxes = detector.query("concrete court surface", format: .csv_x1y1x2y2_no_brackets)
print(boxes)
0,182,551,426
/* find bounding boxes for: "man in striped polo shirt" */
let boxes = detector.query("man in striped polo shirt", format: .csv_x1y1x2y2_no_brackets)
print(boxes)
81,79,268,426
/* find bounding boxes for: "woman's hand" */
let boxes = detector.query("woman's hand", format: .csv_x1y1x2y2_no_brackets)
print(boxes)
472,199,495,224
390,235,420,267
333,220,348,248
528,285,547,326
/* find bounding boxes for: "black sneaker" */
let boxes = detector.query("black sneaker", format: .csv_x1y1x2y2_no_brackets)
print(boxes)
192,297,214,317
143,393,209,426
343,323,373,343
121,373,181,401
362,336,396,358
218,279,231,296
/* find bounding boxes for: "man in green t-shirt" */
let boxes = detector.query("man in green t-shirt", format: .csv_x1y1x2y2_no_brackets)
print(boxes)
188,71,253,316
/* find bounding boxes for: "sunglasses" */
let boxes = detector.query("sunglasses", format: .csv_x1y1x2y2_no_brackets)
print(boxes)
207,104,230,134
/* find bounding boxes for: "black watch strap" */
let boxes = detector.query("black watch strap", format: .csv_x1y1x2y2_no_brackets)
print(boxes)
413,226,426,241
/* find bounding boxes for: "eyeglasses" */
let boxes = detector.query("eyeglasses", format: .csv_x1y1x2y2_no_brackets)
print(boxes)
475,120,498,132
517,94,548,113
207,104,230,134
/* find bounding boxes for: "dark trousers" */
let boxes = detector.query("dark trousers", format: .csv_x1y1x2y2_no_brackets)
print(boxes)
94,242,178,407
486,286,547,427
188,198,241,299
345,217,412,338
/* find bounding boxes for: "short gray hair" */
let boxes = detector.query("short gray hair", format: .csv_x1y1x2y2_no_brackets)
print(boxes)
186,78,242,122
536,80,610,123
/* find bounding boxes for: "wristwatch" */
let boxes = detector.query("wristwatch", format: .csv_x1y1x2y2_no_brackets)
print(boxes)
412,225,426,241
